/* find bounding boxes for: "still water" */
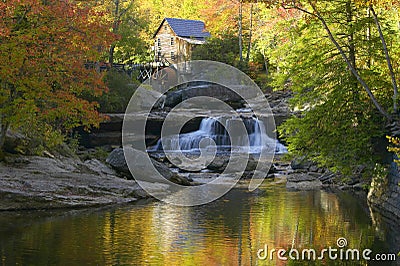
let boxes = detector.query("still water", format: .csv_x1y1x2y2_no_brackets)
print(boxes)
0,183,397,265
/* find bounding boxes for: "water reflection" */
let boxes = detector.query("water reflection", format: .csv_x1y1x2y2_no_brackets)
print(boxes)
0,184,397,265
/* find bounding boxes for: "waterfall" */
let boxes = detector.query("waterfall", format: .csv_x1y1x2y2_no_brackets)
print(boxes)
150,117,287,154
248,118,288,154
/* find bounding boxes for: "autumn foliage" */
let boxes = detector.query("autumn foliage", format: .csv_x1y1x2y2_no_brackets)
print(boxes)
0,0,115,152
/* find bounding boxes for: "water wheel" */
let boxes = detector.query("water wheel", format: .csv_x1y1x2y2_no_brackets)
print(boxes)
152,66,177,89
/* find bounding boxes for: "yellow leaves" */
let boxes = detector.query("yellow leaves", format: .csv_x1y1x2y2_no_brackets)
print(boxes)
354,0,400,8
387,135,400,145
387,135,400,165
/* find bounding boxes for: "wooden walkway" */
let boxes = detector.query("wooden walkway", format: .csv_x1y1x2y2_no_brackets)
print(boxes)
85,58,171,82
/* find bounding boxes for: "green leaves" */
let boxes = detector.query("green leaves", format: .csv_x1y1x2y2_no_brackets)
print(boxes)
274,0,397,175
192,35,241,67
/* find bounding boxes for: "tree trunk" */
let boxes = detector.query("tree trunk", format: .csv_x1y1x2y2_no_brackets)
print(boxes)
346,1,356,70
246,4,253,62
346,0,360,109
292,2,391,120
366,7,372,68
371,6,398,114
0,121,9,151
238,0,243,63
109,0,120,67
262,49,269,76
109,44,115,67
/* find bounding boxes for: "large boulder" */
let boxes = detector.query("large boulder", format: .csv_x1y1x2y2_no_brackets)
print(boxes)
206,154,273,176
106,147,191,186
106,148,130,175
291,157,313,170
207,155,228,172
164,90,182,108
127,86,165,111
164,83,244,108
3,130,27,154
286,173,322,190
0,155,149,210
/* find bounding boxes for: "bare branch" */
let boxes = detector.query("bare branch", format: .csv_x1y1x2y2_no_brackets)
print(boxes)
371,6,398,114
294,0,391,119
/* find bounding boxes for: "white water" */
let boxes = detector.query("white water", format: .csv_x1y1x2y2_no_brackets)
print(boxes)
150,117,287,154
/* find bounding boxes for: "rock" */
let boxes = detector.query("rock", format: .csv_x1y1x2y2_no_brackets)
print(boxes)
345,177,360,186
130,86,165,111
309,165,319,173
168,174,191,186
286,173,322,190
189,173,219,179
368,159,400,221
352,183,364,191
241,171,255,179
287,173,317,182
3,130,27,154
164,90,182,107
269,164,278,174
245,156,259,172
207,155,228,172
290,157,313,170
164,83,244,108
148,152,167,162
206,154,276,179
106,147,191,186
81,159,116,176
319,173,335,184
308,172,321,178
240,170,275,180
0,155,149,211
106,148,130,175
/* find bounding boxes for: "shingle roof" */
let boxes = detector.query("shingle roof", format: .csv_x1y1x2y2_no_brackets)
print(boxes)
154,18,211,39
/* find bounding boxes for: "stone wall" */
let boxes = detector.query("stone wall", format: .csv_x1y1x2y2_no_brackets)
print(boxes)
164,83,244,109
368,157,400,221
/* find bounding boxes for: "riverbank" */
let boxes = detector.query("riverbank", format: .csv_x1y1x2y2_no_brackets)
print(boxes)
0,151,366,211
0,155,149,211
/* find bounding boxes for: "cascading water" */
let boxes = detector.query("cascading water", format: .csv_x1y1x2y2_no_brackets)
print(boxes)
248,118,288,154
150,117,287,154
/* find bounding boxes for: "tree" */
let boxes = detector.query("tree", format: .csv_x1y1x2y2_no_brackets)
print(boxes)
84,70,140,113
201,0,239,36
262,0,399,121
245,3,254,62
0,0,114,152
98,0,149,65
192,35,241,67
252,4,301,76
239,0,244,62
257,0,400,174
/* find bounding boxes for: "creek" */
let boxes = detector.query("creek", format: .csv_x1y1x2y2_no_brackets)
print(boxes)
0,183,394,265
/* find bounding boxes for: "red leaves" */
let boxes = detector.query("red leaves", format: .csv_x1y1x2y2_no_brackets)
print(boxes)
0,0,115,134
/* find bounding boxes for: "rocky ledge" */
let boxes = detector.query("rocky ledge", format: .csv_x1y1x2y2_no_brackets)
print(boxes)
0,155,150,211
285,157,368,192
368,160,400,221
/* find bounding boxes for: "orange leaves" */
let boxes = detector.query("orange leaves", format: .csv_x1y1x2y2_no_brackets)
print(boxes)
201,0,239,36
0,0,115,138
